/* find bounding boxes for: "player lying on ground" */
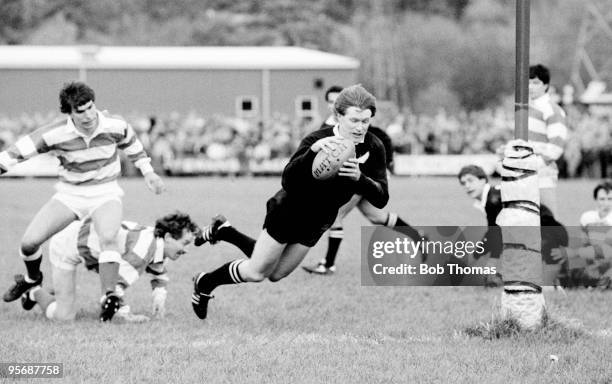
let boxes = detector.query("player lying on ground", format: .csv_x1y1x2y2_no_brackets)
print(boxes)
18,212,197,322
190,84,389,319
1,81,165,322
551,180,612,289
458,164,567,288
303,85,424,275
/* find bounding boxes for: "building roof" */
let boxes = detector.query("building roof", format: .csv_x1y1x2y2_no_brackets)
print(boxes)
0,45,359,70
579,81,612,105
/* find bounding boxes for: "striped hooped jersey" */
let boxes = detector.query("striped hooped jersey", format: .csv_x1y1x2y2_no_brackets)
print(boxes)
528,93,568,163
78,218,169,289
0,111,152,185
580,210,612,247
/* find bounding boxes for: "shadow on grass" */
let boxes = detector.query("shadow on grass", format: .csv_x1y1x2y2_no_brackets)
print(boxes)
461,314,588,342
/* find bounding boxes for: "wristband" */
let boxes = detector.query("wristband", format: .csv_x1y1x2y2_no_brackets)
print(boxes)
137,161,154,175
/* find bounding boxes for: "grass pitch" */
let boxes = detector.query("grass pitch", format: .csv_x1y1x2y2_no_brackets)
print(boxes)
0,177,610,383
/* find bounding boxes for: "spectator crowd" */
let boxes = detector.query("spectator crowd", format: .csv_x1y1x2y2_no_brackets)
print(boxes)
1,106,611,178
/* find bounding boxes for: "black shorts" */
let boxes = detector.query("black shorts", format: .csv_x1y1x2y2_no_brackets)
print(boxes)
263,193,332,247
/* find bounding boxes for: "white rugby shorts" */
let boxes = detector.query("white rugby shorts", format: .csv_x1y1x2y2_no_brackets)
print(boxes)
52,181,124,219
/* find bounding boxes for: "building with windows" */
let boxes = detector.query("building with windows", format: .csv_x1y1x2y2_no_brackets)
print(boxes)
0,45,359,120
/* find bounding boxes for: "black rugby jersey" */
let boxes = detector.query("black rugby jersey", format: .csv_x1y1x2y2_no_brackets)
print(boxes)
268,125,389,229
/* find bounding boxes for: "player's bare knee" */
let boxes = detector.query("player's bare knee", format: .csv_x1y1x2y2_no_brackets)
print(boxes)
240,269,267,282
368,215,386,225
252,271,268,282
55,304,76,321
20,239,41,257
268,268,293,282
97,230,119,248
44,302,75,321
363,208,387,224
267,273,286,283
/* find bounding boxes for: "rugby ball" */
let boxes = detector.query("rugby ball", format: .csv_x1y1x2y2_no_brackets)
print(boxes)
311,138,356,180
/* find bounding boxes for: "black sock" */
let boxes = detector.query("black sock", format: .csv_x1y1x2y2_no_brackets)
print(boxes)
393,217,422,242
217,227,256,257
197,260,245,293
325,227,343,268
25,256,42,281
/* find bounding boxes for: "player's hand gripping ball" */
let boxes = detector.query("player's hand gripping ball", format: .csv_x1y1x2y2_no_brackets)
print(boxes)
311,137,356,180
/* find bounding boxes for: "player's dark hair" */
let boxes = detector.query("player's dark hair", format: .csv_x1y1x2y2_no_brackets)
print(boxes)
458,165,488,182
334,84,376,117
529,64,550,85
59,81,96,114
325,85,344,102
593,180,612,199
154,211,199,239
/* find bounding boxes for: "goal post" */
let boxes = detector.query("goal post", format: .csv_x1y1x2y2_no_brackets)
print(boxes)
498,0,547,330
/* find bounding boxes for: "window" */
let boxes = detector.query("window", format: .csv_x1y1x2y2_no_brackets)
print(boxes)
236,96,259,118
295,95,317,119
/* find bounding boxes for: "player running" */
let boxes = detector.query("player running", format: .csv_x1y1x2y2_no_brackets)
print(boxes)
1,81,165,321
19,212,198,322
191,84,389,319
303,85,423,275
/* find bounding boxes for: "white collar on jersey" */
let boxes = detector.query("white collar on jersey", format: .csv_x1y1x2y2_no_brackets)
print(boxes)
473,183,491,213
531,92,550,107
153,237,165,263
332,124,342,138
67,110,105,138
325,115,337,126
332,124,370,164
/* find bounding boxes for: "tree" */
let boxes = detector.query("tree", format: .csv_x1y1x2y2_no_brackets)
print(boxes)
450,25,514,110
